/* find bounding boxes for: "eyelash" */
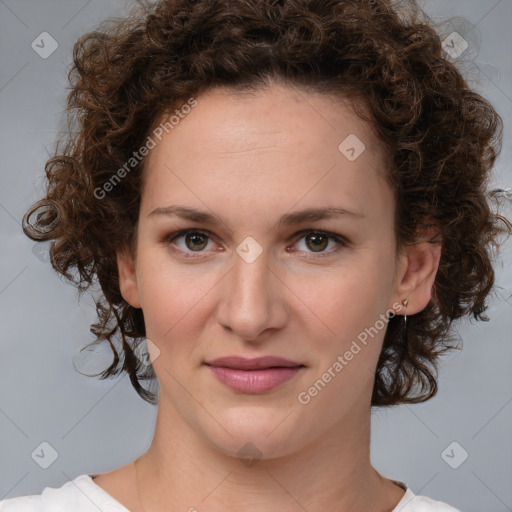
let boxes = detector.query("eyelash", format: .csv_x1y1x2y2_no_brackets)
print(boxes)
163,229,349,259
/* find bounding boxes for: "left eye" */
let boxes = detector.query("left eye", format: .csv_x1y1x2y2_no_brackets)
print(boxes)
164,229,347,258
291,231,346,255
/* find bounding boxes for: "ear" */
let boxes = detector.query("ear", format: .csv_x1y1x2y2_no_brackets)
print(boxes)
117,246,142,309
391,226,442,315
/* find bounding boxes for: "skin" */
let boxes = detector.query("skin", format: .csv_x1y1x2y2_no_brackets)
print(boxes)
97,82,442,512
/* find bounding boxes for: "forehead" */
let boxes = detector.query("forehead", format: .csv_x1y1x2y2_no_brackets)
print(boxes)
140,84,392,222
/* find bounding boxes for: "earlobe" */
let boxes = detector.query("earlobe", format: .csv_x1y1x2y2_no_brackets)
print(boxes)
394,236,442,316
117,247,142,309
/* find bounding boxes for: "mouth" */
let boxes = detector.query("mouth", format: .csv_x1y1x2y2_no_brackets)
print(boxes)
203,356,306,393
204,355,305,371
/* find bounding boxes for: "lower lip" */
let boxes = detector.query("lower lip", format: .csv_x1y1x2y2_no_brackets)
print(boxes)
206,365,304,393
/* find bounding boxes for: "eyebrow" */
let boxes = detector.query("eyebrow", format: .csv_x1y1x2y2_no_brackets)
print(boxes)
148,205,364,227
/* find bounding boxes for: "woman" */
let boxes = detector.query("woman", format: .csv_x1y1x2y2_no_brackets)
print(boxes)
2,0,510,510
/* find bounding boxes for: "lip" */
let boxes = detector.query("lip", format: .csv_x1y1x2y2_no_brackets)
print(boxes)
204,356,305,393
205,356,303,370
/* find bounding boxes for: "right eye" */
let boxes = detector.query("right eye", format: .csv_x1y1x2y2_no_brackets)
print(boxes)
164,229,217,258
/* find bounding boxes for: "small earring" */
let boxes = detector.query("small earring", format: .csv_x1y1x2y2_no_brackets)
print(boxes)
401,299,408,325
400,299,409,346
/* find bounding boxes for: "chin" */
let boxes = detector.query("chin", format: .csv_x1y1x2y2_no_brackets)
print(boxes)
198,409,306,462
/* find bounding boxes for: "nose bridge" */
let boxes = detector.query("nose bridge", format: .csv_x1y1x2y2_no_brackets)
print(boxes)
230,243,272,313
218,239,287,340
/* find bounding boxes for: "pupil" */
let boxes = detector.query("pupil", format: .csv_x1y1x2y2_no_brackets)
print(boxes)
186,233,207,251
307,233,327,252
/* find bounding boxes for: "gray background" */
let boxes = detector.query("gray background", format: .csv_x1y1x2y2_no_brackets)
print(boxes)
1,1,511,510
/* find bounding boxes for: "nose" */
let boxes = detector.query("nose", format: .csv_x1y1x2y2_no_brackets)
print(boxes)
216,245,289,343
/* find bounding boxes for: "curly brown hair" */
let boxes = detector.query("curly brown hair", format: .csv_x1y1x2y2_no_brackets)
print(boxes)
22,0,511,406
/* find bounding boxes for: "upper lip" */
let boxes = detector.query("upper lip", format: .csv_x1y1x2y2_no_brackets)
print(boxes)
204,356,304,370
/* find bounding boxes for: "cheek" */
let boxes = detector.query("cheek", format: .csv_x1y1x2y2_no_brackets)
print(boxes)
136,237,394,360
301,252,394,360
311,261,388,321
135,251,220,344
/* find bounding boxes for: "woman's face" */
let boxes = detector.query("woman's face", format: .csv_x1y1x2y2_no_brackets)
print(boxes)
118,83,419,459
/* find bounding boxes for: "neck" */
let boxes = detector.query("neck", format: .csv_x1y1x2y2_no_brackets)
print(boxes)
133,398,402,512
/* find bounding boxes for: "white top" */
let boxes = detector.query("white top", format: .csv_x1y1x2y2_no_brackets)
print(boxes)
0,474,461,511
